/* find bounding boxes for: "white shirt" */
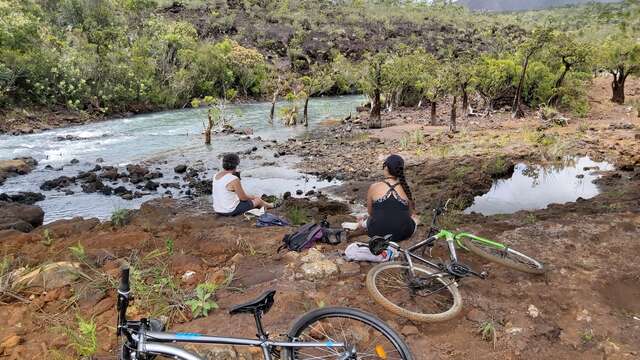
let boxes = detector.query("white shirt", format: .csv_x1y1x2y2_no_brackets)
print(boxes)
212,173,240,213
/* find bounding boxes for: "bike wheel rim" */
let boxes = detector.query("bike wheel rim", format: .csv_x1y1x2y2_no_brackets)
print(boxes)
371,263,459,318
291,314,406,360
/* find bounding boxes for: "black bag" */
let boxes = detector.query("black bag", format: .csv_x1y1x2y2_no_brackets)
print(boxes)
277,223,325,252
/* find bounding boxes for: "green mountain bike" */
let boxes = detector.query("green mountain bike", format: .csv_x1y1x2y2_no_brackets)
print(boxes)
365,199,545,322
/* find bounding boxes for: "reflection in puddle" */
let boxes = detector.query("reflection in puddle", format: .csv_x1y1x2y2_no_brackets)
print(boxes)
464,157,614,216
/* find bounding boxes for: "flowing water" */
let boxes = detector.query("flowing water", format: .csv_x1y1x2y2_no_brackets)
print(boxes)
0,96,364,222
464,157,614,216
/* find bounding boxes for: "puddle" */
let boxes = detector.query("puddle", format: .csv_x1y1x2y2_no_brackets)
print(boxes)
464,157,614,216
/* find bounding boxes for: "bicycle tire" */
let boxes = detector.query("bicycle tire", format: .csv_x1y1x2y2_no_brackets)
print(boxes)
458,236,545,275
284,306,413,360
366,262,462,323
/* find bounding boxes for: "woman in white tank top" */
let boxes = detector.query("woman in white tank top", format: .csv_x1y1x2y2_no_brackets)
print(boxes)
213,153,273,216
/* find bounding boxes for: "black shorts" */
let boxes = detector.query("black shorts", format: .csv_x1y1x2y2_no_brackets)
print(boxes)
217,200,254,217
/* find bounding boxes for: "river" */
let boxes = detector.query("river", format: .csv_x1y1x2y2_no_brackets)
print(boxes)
0,96,364,222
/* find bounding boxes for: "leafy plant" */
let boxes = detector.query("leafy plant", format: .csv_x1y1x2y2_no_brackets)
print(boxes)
69,242,86,262
186,282,219,318
165,237,175,256
41,229,54,246
286,206,309,225
479,321,498,349
111,208,129,227
63,316,98,357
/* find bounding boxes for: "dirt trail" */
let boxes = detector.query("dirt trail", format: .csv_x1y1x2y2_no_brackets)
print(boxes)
0,77,639,359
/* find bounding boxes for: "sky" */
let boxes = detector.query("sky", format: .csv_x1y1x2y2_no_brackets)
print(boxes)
455,0,622,11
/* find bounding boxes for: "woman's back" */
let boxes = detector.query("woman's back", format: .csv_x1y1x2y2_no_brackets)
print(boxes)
213,172,239,213
367,180,414,241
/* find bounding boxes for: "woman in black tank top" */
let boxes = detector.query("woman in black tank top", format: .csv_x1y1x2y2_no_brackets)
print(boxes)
349,154,418,242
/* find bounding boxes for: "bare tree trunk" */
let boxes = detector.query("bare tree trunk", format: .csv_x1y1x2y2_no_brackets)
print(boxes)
303,96,309,126
204,113,213,145
512,56,530,119
461,89,469,116
430,101,437,126
269,91,277,123
449,96,457,133
549,60,571,106
611,71,626,104
369,88,382,129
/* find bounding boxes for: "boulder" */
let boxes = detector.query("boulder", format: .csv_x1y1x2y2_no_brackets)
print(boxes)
0,157,37,185
0,202,44,233
13,261,82,290
126,164,149,184
144,180,159,191
100,167,119,181
81,179,105,193
174,164,187,174
40,176,76,191
0,192,45,205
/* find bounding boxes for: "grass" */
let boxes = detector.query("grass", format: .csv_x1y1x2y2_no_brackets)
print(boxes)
411,129,424,145
69,242,87,262
524,213,537,224
580,328,594,343
235,237,257,256
165,237,175,256
399,136,410,150
111,208,130,228
287,206,309,225
449,165,473,182
486,156,511,178
479,320,498,349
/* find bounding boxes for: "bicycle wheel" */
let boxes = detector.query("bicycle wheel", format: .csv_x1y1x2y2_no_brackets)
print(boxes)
366,262,462,322
458,236,545,274
284,306,413,360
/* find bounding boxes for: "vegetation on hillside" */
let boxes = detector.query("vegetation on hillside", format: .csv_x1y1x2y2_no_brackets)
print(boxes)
0,0,638,127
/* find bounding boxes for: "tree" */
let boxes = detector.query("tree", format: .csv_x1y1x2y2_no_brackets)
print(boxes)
598,32,640,104
300,65,334,126
474,57,519,113
358,53,387,129
512,27,554,118
415,54,445,125
546,33,592,106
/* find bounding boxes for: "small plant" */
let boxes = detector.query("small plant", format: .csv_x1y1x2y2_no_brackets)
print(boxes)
41,229,54,246
540,105,558,120
487,156,511,178
411,129,424,145
165,237,175,256
287,206,309,226
450,165,473,182
525,213,537,224
186,282,219,318
580,329,594,343
479,320,497,349
111,208,129,228
399,136,409,150
63,316,98,357
69,242,86,262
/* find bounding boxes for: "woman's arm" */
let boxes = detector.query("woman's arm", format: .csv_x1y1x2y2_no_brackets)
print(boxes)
228,179,252,201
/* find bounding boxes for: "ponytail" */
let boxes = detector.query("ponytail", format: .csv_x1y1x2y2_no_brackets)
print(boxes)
397,170,415,211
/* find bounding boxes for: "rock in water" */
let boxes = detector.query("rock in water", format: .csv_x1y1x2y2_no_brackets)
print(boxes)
0,192,45,205
0,157,37,185
0,201,45,233
174,164,187,174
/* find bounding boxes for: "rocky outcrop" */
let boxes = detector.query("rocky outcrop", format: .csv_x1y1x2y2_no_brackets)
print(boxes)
0,157,37,185
0,192,45,205
0,202,44,233
40,176,76,191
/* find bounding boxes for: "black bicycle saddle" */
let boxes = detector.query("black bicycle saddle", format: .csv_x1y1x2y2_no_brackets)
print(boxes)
229,289,276,316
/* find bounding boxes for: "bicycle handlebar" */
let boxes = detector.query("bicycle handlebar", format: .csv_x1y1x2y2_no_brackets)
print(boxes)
119,267,130,293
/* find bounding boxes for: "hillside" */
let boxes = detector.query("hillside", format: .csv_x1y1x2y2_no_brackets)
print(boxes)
457,0,622,11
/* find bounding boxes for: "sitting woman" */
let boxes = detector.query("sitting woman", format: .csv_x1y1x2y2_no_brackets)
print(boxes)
349,154,419,242
213,153,273,216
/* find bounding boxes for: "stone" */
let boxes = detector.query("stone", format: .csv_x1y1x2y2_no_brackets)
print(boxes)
300,260,338,281
466,308,486,323
0,335,21,350
0,192,45,205
174,164,187,174
14,261,82,290
144,180,159,191
527,304,540,318
338,262,360,276
401,325,420,336
202,345,236,360
0,202,44,232
40,176,75,190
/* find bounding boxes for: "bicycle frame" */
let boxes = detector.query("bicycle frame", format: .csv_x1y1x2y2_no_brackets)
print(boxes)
122,325,345,360
388,229,459,279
